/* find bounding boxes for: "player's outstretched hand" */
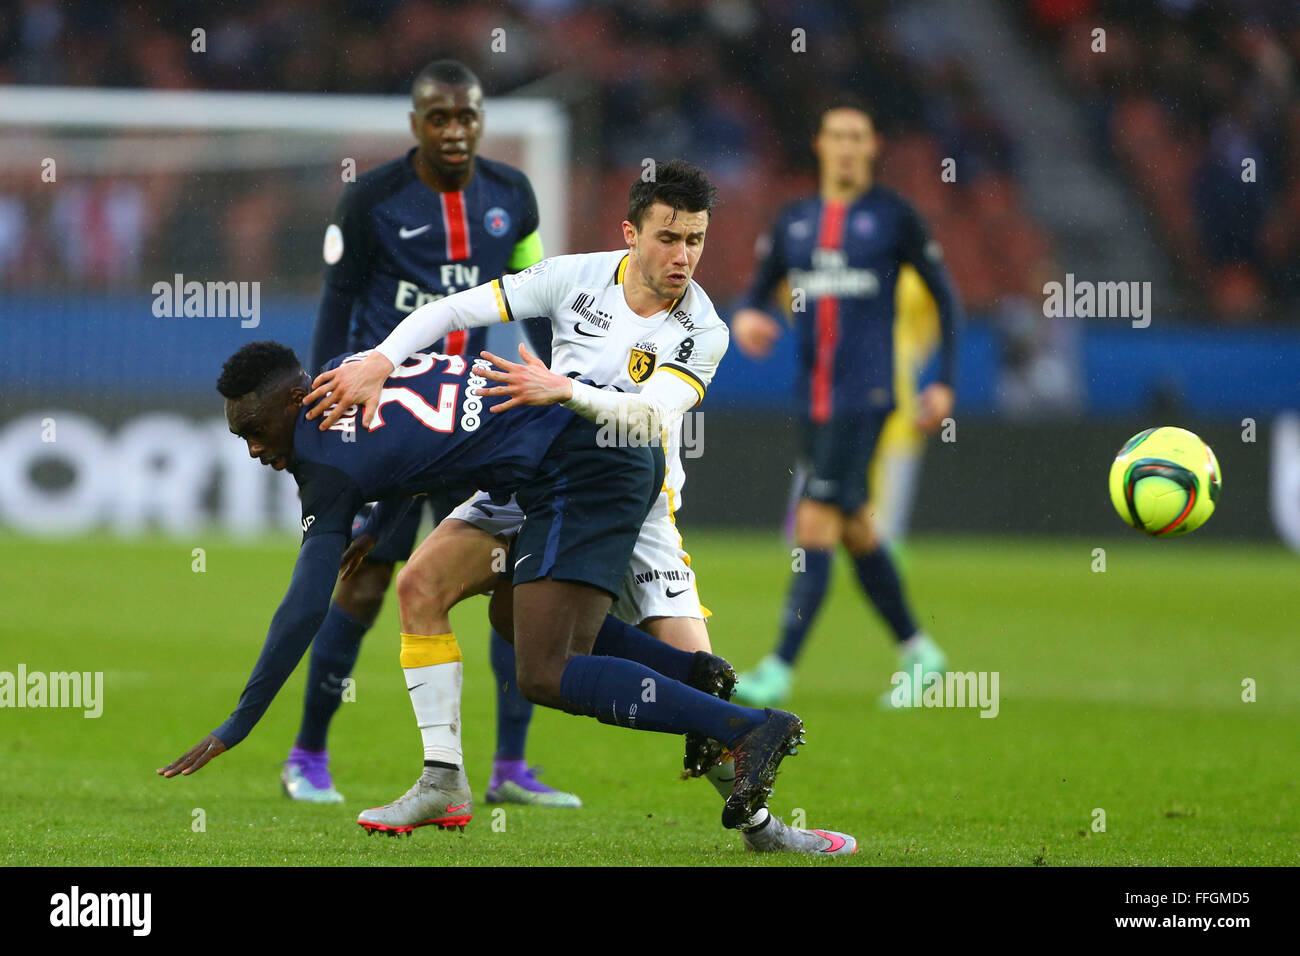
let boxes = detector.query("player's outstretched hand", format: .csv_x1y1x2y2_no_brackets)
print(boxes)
730,308,782,359
157,733,228,778
478,343,574,412
340,533,376,580
305,351,395,430
915,382,955,434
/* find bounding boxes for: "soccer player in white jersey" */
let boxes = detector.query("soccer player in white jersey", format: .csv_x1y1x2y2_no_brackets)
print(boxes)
311,160,856,855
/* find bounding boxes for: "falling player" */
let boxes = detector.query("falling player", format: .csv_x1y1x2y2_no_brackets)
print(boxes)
729,96,961,708
157,341,837,850
286,59,577,807
308,160,856,854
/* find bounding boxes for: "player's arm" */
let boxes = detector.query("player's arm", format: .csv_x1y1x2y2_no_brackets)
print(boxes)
302,282,502,429
157,466,361,777
505,223,553,364
311,288,360,374
304,256,565,430
731,214,788,359
506,168,543,272
340,495,418,579
476,343,698,435
508,233,544,272
309,184,373,371
155,534,345,776
504,186,553,365
897,203,961,432
511,226,554,365
480,323,729,434
564,367,702,435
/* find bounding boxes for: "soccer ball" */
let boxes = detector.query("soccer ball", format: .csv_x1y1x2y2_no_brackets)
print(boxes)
1108,426,1221,537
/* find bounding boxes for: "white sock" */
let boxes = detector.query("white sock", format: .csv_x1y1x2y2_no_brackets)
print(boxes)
900,631,929,654
705,758,768,830
404,661,463,766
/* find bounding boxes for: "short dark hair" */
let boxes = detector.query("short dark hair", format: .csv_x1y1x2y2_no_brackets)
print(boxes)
627,159,718,230
217,341,302,399
412,59,480,102
816,93,876,135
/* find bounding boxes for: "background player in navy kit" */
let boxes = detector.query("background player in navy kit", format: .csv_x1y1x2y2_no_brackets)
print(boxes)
286,59,578,807
729,97,961,708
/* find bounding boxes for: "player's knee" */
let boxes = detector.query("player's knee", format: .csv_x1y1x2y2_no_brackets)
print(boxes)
335,562,392,626
515,672,546,705
795,503,840,550
515,664,561,708
394,561,437,619
641,616,710,653
396,558,456,619
842,508,878,554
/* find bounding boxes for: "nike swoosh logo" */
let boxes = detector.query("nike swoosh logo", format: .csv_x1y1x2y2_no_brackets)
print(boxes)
407,682,426,692
399,224,432,239
514,553,533,570
665,587,689,598
447,803,469,813
573,322,604,337
811,829,848,853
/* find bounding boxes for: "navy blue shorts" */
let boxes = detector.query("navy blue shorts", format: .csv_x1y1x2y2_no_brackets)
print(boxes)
511,416,664,598
797,410,892,514
362,485,476,565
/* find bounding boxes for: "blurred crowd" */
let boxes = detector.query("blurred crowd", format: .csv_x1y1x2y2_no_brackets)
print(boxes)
1025,0,1300,320
0,0,1293,325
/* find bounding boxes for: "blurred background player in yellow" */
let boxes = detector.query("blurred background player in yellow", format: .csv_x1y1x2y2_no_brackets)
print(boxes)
868,264,941,553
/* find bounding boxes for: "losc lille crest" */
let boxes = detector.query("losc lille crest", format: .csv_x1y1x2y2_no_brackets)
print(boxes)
627,347,657,384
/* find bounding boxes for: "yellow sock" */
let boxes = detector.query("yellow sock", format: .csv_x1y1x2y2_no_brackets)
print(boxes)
400,632,464,764
400,632,462,668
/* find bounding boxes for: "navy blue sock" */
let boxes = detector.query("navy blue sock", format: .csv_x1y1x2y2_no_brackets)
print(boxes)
490,628,533,760
558,655,764,745
851,546,919,643
296,602,367,751
776,549,833,664
591,615,696,683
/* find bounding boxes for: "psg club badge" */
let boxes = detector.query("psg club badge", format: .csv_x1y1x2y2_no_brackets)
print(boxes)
852,211,876,236
485,206,511,237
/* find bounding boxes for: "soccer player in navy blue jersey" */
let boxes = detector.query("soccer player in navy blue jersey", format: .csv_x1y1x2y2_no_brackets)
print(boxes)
730,97,961,708
157,342,810,838
288,59,574,806
301,164,856,853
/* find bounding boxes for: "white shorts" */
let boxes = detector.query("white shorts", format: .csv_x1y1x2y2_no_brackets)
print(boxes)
446,489,706,625
444,490,529,538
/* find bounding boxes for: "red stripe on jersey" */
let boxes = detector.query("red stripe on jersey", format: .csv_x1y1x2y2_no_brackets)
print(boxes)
443,330,468,355
810,200,846,424
441,191,471,261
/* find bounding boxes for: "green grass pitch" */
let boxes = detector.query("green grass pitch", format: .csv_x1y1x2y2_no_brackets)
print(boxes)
2,531,1295,866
